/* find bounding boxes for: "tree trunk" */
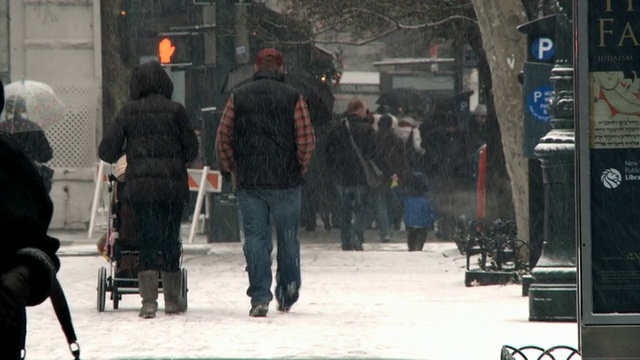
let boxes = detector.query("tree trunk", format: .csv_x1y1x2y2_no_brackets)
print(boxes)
100,1,129,133
470,0,529,240
465,23,515,221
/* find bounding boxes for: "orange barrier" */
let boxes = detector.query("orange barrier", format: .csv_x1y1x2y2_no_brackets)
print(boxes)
88,162,223,243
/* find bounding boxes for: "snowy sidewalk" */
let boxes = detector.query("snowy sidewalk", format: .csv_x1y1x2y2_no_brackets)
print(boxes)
24,236,578,360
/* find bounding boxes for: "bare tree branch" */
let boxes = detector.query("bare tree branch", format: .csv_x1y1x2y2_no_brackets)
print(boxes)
249,8,476,47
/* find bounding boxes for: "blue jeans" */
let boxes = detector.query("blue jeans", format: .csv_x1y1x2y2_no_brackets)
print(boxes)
336,185,368,247
237,187,302,306
371,189,392,240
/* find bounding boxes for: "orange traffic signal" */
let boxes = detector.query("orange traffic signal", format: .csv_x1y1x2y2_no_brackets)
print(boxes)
158,38,176,64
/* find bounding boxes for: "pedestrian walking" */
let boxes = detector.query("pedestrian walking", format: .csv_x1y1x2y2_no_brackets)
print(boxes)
0,86,56,192
215,48,315,317
394,172,437,251
98,60,199,319
301,122,332,231
419,104,474,239
326,97,379,251
372,114,406,242
0,82,61,358
468,103,488,150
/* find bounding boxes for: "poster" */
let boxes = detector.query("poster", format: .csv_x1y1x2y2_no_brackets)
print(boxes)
589,0,640,313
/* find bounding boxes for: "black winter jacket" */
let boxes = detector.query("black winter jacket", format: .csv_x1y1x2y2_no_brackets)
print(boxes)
0,119,53,163
98,61,199,203
325,113,378,186
0,132,60,358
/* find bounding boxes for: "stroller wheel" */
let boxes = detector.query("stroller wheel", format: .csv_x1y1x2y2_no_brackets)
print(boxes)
97,267,107,312
178,268,188,312
113,289,120,310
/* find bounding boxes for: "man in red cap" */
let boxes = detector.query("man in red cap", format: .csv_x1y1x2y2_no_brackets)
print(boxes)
216,48,315,317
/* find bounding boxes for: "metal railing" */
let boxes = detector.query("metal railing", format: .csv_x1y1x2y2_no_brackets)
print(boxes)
501,345,580,360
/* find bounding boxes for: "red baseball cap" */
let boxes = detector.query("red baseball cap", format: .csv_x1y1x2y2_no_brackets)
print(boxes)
255,48,284,67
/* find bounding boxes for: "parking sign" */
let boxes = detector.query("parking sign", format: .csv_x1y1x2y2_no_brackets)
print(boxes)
532,37,556,61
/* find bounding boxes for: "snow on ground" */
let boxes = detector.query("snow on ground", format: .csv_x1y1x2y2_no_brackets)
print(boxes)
25,241,577,360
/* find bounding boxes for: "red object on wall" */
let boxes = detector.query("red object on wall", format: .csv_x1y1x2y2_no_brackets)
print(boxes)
430,45,439,58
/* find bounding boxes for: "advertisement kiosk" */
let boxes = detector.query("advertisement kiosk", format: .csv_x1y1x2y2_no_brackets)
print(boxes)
576,1,640,358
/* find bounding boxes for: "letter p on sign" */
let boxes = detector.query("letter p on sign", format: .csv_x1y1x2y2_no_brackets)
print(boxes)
534,91,542,102
532,37,555,62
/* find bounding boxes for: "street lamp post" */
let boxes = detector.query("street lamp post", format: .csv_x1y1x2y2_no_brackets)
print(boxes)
528,0,577,322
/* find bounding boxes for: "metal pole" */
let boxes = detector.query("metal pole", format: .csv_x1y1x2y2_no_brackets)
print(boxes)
528,0,577,322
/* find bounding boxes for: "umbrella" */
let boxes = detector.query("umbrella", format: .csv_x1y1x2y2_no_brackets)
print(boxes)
1,80,65,133
376,87,426,113
222,67,335,126
220,64,255,94
284,70,334,123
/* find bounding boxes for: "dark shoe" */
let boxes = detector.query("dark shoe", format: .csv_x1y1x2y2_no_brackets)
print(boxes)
341,243,354,251
249,304,269,317
353,242,364,251
382,236,391,243
276,283,299,313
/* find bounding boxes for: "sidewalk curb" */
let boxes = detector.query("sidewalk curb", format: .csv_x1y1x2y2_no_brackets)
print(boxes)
57,241,460,257
57,244,215,257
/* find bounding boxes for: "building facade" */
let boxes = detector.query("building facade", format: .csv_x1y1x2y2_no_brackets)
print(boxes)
6,0,102,230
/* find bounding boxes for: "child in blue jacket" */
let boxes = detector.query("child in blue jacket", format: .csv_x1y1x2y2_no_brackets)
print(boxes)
394,172,438,251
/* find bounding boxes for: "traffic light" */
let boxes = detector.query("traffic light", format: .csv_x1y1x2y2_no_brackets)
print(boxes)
157,31,204,67
158,38,176,64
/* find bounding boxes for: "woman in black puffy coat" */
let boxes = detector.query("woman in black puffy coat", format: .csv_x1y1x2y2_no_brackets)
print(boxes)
98,61,198,319
0,78,61,359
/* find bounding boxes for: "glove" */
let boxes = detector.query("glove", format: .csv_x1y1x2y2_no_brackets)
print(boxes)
12,248,56,306
1,265,31,307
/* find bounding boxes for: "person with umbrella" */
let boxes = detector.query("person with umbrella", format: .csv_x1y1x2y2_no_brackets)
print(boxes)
1,81,60,193
215,48,315,317
0,78,63,359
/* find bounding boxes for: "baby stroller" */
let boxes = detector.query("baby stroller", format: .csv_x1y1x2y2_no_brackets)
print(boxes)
96,162,188,312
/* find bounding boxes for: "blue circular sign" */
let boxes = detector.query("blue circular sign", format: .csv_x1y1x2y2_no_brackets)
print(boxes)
527,85,553,122
531,37,556,61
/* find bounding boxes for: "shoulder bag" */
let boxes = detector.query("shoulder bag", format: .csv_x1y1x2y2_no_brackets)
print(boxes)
343,118,384,189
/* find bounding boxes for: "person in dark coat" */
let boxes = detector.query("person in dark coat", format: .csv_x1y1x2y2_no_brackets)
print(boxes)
326,97,379,251
419,105,474,240
468,104,488,151
98,60,199,319
0,78,61,359
374,114,407,240
0,96,55,192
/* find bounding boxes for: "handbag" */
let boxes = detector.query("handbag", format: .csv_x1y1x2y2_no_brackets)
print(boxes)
343,119,384,189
